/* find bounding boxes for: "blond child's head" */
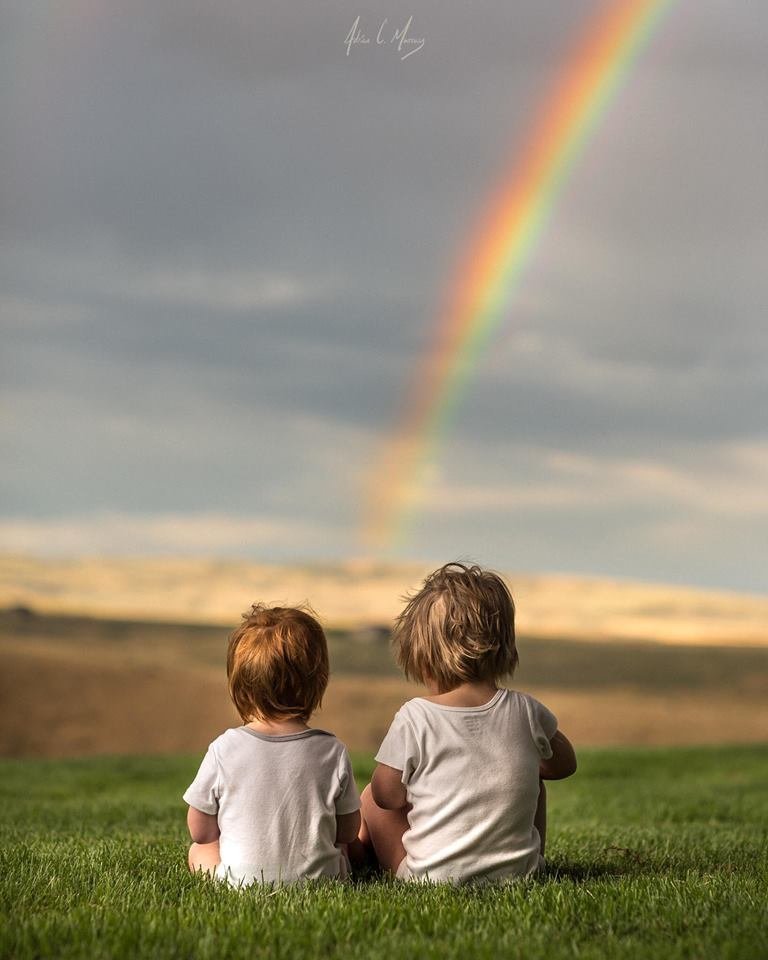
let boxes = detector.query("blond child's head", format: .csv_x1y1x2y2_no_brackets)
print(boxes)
393,561,517,693
227,603,329,723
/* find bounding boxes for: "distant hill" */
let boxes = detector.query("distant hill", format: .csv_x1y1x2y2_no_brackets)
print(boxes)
1,553,766,646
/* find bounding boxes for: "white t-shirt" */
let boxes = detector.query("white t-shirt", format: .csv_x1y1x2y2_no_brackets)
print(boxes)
183,726,360,886
375,688,558,883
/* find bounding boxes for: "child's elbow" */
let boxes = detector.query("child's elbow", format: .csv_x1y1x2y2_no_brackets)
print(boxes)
558,752,578,779
540,732,577,780
562,754,577,778
539,752,578,780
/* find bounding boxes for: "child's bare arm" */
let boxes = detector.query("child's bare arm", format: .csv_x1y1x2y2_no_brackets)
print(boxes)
539,730,577,780
371,763,408,810
335,810,362,843
187,805,220,843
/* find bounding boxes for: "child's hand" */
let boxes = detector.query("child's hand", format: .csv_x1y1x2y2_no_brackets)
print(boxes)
539,730,577,780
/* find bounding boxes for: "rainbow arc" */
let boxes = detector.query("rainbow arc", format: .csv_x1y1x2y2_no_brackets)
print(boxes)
364,0,676,550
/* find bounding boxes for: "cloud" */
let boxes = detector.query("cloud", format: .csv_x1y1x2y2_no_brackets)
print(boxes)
0,512,335,557
126,268,333,311
423,442,768,518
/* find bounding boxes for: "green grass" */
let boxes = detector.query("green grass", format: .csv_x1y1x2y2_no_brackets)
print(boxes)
2,746,767,959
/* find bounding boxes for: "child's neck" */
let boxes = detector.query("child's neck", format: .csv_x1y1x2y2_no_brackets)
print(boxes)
244,717,310,735
423,679,499,707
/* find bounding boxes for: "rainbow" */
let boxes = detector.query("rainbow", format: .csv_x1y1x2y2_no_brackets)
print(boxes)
364,0,676,550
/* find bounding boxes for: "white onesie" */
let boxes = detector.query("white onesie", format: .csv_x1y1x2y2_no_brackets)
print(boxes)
375,688,558,883
183,726,360,886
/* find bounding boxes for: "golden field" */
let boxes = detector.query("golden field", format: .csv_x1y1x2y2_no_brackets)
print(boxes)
2,553,767,645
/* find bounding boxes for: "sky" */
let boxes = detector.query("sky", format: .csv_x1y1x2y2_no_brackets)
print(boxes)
2,0,767,592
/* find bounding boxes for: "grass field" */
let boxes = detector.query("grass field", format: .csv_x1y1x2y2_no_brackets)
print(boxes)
3,608,768,757
2,746,766,959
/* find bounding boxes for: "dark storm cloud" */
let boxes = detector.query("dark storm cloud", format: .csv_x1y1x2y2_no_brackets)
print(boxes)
0,0,597,278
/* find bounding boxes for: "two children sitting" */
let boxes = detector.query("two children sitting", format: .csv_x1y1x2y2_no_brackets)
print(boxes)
184,562,577,886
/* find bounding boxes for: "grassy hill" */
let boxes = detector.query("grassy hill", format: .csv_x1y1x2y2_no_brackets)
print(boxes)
1,746,766,959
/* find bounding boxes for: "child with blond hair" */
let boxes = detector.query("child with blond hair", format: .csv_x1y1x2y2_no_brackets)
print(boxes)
183,604,361,886
358,562,576,883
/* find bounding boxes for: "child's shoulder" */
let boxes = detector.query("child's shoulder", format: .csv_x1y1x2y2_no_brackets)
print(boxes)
204,725,248,754
505,688,553,709
504,689,558,726
394,696,430,719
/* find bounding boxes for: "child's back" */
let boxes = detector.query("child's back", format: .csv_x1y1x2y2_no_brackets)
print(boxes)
376,688,556,882
185,725,358,885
